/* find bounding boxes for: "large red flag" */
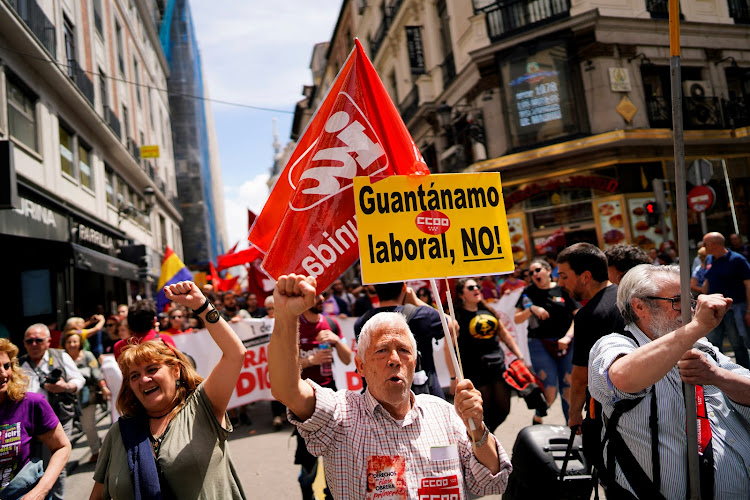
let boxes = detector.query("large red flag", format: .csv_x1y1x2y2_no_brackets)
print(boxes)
249,39,429,290
216,245,263,271
208,261,222,290
246,209,257,241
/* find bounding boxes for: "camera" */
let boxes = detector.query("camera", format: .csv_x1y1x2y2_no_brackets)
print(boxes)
44,368,63,385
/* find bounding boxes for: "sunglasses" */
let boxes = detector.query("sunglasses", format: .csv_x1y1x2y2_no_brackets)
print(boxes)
24,338,47,345
106,323,116,327
170,315,183,319
529,268,544,275
465,285,480,291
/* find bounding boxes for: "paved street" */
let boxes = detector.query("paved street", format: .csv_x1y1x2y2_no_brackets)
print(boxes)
65,392,567,499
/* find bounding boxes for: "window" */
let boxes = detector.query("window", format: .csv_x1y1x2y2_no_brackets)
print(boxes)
7,75,39,151
122,105,129,137
78,142,92,189
117,177,127,206
105,166,115,205
64,16,77,78
115,20,125,74
59,123,75,177
93,0,103,37
159,215,167,250
99,68,108,109
133,57,141,106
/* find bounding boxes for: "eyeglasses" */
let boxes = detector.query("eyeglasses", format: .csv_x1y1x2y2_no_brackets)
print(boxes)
24,338,47,345
465,285,480,291
644,296,697,312
529,268,544,275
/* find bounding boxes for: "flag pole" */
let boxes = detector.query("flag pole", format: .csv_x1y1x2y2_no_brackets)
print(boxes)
429,278,477,433
669,1,701,498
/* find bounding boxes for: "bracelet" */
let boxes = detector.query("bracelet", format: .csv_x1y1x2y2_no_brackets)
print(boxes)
450,377,456,380
193,299,210,315
471,422,490,448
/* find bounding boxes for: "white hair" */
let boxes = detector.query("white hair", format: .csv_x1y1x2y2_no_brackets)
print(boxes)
617,264,680,324
25,323,50,338
357,312,417,360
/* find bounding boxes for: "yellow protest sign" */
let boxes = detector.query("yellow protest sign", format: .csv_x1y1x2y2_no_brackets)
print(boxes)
354,173,514,283
140,145,160,158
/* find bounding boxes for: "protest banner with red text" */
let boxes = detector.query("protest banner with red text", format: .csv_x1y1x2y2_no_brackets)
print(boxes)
248,39,429,291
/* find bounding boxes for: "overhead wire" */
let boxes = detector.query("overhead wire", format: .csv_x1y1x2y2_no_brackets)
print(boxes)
0,42,295,114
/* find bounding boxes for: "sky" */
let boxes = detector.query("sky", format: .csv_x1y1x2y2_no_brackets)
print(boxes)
190,1,343,250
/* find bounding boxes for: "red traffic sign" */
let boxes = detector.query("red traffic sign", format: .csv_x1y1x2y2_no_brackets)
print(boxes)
687,185,715,213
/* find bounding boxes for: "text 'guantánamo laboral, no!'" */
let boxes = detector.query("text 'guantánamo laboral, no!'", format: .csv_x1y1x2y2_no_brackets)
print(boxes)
357,181,506,265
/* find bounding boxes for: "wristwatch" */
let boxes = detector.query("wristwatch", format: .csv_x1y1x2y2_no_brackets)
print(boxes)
194,299,220,324
471,422,490,448
193,299,210,315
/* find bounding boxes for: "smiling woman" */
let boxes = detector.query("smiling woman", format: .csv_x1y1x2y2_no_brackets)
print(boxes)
89,281,247,500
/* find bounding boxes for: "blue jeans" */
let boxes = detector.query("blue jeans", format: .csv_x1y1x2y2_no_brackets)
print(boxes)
707,303,750,368
528,338,573,421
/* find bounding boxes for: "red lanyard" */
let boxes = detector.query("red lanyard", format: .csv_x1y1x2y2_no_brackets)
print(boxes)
695,385,712,455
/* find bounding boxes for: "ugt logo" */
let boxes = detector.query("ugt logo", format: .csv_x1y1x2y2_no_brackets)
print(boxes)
288,92,388,212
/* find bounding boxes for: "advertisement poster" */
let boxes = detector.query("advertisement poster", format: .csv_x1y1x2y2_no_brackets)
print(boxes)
627,196,673,251
596,199,626,249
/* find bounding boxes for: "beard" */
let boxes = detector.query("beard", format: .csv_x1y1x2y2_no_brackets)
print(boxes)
646,312,683,339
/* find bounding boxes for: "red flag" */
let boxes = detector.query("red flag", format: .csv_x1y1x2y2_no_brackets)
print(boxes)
245,258,274,303
216,245,262,271
248,39,429,291
209,261,222,289
217,275,239,292
225,241,239,255
246,210,257,241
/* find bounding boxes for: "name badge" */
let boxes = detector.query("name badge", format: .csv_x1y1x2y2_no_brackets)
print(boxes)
430,444,458,462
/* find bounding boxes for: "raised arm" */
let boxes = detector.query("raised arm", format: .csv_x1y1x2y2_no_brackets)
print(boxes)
609,294,731,394
269,274,318,421
164,281,246,423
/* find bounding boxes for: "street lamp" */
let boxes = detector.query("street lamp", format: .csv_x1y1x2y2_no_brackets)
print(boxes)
118,186,156,224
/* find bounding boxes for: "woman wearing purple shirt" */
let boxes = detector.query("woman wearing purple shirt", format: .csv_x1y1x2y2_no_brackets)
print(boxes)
0,339,71,499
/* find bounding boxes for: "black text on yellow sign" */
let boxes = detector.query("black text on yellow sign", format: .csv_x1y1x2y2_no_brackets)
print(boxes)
353,173,514,283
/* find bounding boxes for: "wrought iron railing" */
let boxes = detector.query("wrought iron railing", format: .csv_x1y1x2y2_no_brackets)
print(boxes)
477,0,570,42
127,137,141,162
721,96,750,128
103,105,121,138
645,95,730,129
399,85,419,124
7,0,56,56
728,0,750,24
441,52,456,89
67,59,95,105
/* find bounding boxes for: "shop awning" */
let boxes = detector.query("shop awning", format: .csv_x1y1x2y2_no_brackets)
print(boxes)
71,243,140,281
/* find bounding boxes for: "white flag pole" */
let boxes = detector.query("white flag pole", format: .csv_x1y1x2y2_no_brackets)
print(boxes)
429,278,477,432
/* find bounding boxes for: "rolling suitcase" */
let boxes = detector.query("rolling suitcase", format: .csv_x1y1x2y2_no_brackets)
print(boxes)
503,424,594,500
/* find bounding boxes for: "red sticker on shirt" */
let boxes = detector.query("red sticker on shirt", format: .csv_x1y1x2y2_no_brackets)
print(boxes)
418,474,460,499
366,455,407,499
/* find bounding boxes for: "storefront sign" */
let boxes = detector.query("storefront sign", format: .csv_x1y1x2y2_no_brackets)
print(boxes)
609,67,632,92
505,175,619,209
0,196,69,242
71,222,128,255
140,145,160,158
687,185,715,213
354,173,514,283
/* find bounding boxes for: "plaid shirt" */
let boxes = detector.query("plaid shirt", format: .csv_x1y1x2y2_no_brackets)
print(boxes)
289,380,512,499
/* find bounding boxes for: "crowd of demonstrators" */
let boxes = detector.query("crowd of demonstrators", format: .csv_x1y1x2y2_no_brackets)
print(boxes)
0,339,72,499
702,231,750,368
514,259,578,424
294,291,352,500
453,278,526,431
18,323,85,499
354,281,447,399
269,274,512,498
589,264,750,498
90,281,247,499
62,330,112,464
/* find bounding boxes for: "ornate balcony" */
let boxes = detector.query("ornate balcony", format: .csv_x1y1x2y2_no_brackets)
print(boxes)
67,59,95,105
478,0,570,42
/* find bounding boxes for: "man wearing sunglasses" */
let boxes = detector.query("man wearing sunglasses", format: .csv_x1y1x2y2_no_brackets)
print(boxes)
19,323,85,500
588,264,750,499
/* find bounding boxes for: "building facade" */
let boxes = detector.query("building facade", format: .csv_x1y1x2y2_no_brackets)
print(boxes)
160,0,227,267
0,0,183,341
294,0,750,265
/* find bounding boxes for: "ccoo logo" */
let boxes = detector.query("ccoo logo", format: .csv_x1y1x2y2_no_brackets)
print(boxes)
415,211,450,235
287,92,389,212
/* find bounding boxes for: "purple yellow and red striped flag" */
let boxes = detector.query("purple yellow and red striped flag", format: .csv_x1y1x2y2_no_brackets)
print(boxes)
156,247,193,311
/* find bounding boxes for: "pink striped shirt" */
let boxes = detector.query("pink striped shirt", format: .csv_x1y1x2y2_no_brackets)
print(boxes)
289,380,512,499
